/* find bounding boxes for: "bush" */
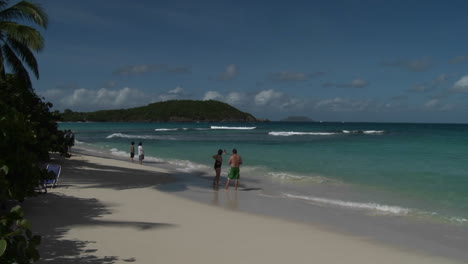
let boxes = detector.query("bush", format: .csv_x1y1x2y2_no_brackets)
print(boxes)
0,205,41,263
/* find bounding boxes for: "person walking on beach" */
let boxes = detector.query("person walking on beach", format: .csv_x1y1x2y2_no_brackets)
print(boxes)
64,129,75,152
212,149,225,186
138,142,144,165
130,141,135,163
225,148,242,190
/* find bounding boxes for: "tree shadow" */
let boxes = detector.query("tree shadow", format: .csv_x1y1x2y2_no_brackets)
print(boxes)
23,192,175,264
54,157,178,191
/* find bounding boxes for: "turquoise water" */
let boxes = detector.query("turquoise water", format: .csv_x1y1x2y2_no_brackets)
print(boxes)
59,122,468,225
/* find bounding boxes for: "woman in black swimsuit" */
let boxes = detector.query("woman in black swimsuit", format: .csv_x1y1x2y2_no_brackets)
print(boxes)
212,149,224,186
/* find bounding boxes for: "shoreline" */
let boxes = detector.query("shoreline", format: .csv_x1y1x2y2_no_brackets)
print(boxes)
22,150,465,263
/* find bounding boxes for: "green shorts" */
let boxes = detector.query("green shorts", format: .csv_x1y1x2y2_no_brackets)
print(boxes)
228,167,240,180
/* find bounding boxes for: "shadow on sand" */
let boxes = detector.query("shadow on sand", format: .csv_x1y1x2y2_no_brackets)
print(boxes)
22,157,178,264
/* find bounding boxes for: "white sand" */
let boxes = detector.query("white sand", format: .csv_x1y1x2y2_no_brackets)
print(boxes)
26,153,462,264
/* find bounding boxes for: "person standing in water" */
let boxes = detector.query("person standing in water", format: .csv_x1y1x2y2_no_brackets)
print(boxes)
212,149,225,186
225,148,242,190
138,142,144,165
130,141,135,163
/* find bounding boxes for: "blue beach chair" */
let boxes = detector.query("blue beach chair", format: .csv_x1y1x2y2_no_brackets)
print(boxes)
41,164,61,192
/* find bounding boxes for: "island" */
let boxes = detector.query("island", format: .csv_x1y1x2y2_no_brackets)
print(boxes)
280,116,315,122
59,100,259,122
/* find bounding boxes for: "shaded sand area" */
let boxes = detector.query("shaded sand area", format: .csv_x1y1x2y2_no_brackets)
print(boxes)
22,153,462,264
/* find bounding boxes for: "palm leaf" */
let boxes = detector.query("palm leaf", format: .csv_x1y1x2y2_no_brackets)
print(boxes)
0,1,48,28
2,43,31,87
0,46,5,77
0,22,44,51
0,1,8,10
6,37,38,78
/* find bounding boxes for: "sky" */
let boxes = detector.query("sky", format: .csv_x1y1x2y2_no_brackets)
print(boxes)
28,0,468,123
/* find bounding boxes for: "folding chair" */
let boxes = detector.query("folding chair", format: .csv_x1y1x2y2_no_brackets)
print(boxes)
41,164,61,193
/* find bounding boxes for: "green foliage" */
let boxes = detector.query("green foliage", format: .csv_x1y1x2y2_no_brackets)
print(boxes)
0,0,48,87
0,75,68,202
0,205,41,263
60,100,259,122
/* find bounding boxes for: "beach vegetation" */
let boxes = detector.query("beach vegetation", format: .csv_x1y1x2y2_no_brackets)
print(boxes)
0,0,48,87
0,205,41,263
59,99,259,122
0,75,69,202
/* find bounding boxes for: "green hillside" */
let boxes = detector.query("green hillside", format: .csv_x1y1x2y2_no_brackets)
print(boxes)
60,100,258,122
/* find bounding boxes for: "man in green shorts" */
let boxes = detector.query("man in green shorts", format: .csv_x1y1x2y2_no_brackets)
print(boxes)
225,148,243,190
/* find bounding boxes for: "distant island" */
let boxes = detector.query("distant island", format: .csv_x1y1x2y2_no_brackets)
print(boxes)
280,116,315,122
59,100,259,122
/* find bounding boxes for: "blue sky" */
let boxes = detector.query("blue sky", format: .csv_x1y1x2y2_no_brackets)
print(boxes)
31,0,468,122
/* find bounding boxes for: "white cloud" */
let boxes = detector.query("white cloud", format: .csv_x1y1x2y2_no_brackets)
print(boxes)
452,75,468,93
218,64,239,80
254,89,283,106
410,74,450,93
158,86,188,101
423,99,453,111
202,89,303,111
225,92,245,105
349,79,369,88
203,91,223,101
60,87,148,110
168,86,185,94
424,99,439,108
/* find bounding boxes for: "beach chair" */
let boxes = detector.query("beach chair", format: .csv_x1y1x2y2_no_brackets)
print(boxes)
40,164,61,193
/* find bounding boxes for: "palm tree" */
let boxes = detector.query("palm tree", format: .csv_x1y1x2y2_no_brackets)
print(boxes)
0,0,47,87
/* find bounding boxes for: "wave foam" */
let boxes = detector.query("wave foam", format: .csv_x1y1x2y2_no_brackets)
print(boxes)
155,128,178,131
106,133,175,140
283,193,410,215
269,131,336,136
363,130,385,134
211,126,256,130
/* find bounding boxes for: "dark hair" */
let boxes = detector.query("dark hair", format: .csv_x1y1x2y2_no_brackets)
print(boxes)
232,148,237,154
218,149,223,155
138,142,142,145
131,141,134,145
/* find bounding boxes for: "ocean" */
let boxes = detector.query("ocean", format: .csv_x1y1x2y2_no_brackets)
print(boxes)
60,121,468,228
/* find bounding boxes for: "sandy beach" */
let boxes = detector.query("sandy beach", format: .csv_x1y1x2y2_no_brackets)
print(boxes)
22,152,462,264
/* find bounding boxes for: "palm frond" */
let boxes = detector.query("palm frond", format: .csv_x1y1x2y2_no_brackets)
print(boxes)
0,22,44,51
2,43,31,87
0,1,48,29
0,1,8,10
0,47,5,78
6,37,38,78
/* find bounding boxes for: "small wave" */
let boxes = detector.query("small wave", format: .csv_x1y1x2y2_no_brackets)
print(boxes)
269,172,307,181
342,130,385,134
283,193,410,215
269,172,334,184
106,133,175,140
269,131,336,136
449,217,468,224
155,128,178,131
110,148,128,157
211,126,256,130
363,130,385,134
107,133,154,139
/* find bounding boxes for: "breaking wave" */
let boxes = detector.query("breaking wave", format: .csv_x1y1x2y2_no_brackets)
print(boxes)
269,130,385,136
283,193,410,215
211,126,256,130
269,131,337,136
